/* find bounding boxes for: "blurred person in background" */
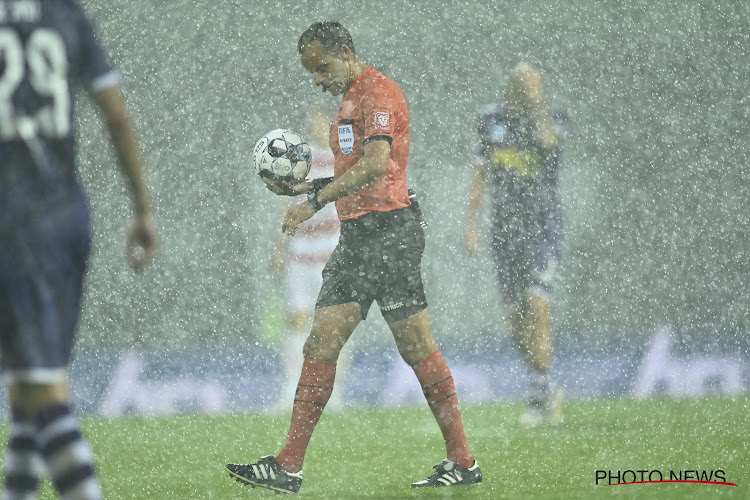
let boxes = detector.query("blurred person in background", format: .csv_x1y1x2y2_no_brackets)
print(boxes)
464,62,567,427
227,21,481,493
270,103,351,414
0,0,158,498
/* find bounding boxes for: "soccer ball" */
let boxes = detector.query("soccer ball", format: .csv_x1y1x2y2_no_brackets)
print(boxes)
253,129,312,187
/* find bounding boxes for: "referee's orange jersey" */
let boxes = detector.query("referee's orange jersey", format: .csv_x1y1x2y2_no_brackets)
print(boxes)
329,67,411,220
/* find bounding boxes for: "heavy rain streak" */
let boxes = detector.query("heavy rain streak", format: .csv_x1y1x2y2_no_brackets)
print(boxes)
74,1,748,350
2,0,747,498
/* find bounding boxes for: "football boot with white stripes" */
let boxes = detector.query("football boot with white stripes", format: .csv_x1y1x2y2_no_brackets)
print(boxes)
411,459,482,488
226,456,302,494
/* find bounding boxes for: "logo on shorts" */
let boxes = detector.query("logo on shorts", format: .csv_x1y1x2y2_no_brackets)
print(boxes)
381,301,403,312
374,111,390,131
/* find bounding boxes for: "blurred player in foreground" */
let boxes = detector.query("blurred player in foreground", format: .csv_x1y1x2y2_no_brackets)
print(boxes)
227,21,481,493
270,104,347,413
0,1,158,498
465,62,566,426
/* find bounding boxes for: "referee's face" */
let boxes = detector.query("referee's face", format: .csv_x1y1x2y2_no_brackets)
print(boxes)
300,40,351,96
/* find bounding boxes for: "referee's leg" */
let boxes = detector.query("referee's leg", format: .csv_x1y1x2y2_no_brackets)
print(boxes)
273,302,361,474
389,308,475,469
303,302,361,363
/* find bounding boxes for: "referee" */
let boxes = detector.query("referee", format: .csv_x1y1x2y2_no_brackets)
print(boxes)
226,21,481,494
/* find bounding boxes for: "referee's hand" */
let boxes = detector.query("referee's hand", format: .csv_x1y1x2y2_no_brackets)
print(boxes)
266,180,313,196
282,201,317,236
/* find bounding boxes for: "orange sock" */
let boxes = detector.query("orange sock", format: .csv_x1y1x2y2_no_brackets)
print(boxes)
412,350,474,468
275,359,336,473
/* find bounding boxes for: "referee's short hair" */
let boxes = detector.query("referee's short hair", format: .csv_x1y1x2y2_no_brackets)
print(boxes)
298,21,356,56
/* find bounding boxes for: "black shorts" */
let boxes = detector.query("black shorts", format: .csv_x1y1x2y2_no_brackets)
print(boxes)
315,203,427,323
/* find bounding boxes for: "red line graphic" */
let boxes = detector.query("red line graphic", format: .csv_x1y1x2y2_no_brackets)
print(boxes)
604,480,738,487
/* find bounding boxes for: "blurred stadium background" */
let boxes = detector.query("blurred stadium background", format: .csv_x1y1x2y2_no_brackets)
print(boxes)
44,0,749,413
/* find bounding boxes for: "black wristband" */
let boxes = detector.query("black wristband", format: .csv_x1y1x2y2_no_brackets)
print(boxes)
307,191,325,211
312,177,334,193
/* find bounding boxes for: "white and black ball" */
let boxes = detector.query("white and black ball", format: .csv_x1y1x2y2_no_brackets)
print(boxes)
253,129,312,187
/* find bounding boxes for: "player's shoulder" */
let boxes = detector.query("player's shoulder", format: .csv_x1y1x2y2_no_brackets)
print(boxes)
361,69,407,113
366,68,404,95
41,0,88,19
55,0,85,11
31,0,92,33
0,0,80,23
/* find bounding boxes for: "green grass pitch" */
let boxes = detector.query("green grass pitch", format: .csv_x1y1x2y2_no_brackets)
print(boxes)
4,396,748,499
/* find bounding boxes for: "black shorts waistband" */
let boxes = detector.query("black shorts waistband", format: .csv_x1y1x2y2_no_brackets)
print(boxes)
340,206,416,232
340,190,426,233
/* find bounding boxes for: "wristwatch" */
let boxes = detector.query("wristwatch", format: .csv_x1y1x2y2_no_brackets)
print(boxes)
307,191,325,211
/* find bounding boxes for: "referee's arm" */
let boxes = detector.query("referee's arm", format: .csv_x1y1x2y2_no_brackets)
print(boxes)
316,139,390,205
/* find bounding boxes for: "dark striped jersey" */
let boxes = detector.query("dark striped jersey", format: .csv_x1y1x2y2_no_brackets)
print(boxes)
0,0,117,224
